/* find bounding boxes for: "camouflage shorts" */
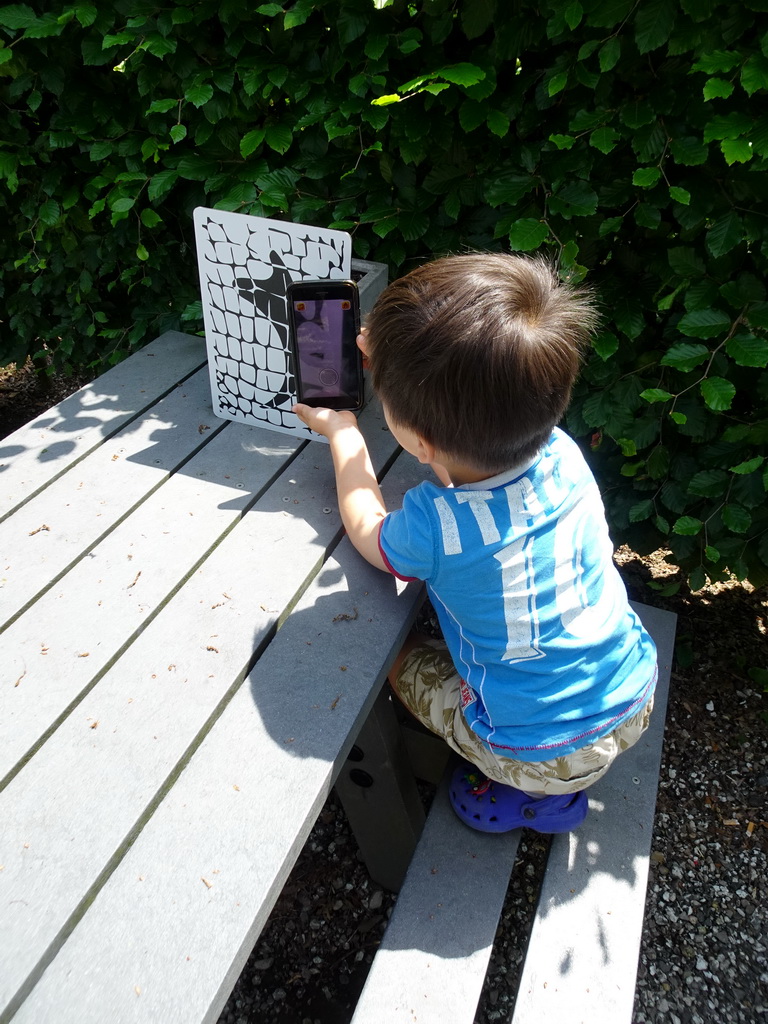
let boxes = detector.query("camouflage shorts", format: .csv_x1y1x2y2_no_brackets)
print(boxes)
393,638,655,796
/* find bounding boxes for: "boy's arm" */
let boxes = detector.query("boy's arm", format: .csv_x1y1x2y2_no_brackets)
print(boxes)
293,405,388,571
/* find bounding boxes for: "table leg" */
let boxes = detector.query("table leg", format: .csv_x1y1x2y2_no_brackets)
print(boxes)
335,687,426,892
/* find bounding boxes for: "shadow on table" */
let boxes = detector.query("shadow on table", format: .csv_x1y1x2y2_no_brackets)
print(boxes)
243,537,668,969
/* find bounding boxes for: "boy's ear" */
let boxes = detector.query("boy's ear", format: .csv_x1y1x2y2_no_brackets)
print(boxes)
415,435,439,466
356,328,369,356
356,330,370,369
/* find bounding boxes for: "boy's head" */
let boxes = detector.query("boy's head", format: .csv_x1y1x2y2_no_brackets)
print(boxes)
363,253,598,474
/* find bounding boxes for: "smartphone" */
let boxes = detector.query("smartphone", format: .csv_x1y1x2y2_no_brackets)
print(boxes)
287,279,364,411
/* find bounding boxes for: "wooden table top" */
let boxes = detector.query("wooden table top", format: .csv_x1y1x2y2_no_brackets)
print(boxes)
0,331,425,1024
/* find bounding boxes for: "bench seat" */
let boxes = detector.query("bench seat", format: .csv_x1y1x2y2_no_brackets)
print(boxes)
352,602,676,1024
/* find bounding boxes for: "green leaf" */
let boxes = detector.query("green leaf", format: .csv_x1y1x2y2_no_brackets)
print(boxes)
147,169,178,202
75,4,97,27
672,516,703,536
720,138,752,164
741,54,768,96
730,456,765,474
549,180,598,217
617,437,637,457
599,36,621,72
704,112,752,141
148,98,177,114
632,166,661,187
0,4,38,29
593,331,619,361
169,124,186,143
565,1,583,29
691,50,740,74
668,247,705,277
700,376,735,411
485,174,534,207
640,388,673,404
621,100,655,129
746,302,768,328
364,34,388,59
703,77,734,101
240,128,265,158
677,309,731,338
89,141,113,162
647,446,671,478
38,199,60,226
669,411,687,425
185,84,214,107
726,332,768,368
549,134,575,150
670,136,708,165
508,219,549,251
136,243,149,261
613,298,644,340
590,127,620,153
634,0,676,54
459,100,486,132
548,72,569,96
688,469,728,496
629,499,654,523
371,94,401,106
438,63,486,87
140,208,162,228
599,216,623,238
110,196,134,214
461,0,495,38
661,341,709,370
705,545,721,562
721,504,751,533
487,110,510,138
707,210,744,258
688,566,707,592
668,186,691,205
265,123,292,154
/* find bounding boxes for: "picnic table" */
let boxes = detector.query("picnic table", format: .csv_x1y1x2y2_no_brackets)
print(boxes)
0,327,429,1023
1,322,677,1024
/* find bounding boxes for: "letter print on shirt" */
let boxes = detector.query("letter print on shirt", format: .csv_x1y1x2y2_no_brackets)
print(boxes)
455,490,501,545
493,534,543,663
433,495,462,555
554,480,622,638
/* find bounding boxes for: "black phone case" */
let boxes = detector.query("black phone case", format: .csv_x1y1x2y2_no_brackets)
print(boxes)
287,280,364,411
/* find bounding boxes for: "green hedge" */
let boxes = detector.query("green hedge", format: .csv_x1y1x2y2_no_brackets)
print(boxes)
1,0,767,588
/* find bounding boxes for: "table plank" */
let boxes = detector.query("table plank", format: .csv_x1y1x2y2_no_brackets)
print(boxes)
0,400,402,1018
0,367,222,630
0,421,301,784
0,332,206,520
11,526,424,1024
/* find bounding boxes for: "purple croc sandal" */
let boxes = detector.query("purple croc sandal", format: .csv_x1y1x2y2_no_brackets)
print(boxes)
449,763,589,834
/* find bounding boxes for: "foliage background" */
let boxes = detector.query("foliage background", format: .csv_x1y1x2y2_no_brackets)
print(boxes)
1,0,767,591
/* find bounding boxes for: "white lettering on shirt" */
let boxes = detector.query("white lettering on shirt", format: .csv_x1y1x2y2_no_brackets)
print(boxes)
493,535,543,663
455,490,500,545
433,495,462,555
554,483,620,639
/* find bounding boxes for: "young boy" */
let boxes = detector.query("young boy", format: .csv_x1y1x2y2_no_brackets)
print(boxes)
294,253,657,835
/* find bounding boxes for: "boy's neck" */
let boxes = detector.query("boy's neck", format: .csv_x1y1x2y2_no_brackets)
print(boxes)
438,457,493,487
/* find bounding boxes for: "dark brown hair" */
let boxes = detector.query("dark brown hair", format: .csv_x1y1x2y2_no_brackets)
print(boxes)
364,253,599,473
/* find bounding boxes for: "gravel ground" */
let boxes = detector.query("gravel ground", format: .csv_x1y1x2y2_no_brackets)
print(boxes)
219,557,767,1024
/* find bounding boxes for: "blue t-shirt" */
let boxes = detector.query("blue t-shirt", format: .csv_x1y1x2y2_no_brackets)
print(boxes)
378,428,657,762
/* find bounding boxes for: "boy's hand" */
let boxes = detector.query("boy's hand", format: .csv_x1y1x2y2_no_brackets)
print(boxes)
293,404,359,438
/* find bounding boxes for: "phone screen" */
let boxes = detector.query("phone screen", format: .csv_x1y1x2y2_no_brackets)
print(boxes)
289,282,363,410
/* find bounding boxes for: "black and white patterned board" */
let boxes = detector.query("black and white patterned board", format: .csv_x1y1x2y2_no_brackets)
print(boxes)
193,207,352,442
